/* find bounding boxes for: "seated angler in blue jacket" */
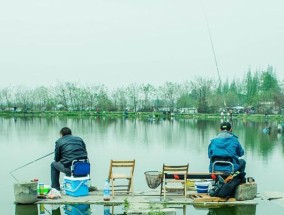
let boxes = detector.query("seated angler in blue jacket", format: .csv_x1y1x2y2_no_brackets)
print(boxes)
208,122,246,173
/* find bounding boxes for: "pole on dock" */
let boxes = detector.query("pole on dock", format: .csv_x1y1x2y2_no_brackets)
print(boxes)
9,152,54,181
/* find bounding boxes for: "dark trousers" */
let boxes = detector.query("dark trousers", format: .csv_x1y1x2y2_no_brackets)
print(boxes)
51,161,71,191
238,159,246,172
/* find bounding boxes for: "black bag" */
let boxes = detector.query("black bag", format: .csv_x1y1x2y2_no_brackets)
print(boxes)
208,175,225,197
209,172,246,198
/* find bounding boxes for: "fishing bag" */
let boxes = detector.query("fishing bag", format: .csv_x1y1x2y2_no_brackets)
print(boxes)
209,172,246,198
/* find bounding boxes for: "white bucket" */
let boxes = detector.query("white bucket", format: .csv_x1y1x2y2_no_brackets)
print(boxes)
195,181,212,194
14,181,38,204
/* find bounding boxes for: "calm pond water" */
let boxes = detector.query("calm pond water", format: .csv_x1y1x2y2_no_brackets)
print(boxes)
1,115,284,214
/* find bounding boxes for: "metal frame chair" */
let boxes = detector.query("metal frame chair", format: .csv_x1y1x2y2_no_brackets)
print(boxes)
211,157,234,174
108,159,135,197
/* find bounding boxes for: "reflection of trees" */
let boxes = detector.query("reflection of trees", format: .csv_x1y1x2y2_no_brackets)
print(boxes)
207,205,256,215
236,120,281,158
63,204,90,215
4,115,284,171
15,204,38,215
6,116,283,159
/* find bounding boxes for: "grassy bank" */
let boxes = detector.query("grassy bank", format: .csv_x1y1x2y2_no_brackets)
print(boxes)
1,110,284,122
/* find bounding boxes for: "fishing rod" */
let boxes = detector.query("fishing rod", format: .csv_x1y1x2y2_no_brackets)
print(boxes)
203,6,227,110
9,151,54,181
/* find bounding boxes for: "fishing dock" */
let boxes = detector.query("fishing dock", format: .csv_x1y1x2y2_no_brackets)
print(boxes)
37,189,259,206
20,188,284,214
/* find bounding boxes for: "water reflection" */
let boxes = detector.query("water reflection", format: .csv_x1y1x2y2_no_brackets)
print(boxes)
51,206,61,215
38,204,62,215
207,205,256,215
64,204,91,215
15,204,38,215
262,127,271,135
14,204,93,215
64,204,92,215
3,116,284,215
11,202,259,215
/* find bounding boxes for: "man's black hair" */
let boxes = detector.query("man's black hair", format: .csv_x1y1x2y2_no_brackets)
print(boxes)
60,127,72,136
220,122,232,131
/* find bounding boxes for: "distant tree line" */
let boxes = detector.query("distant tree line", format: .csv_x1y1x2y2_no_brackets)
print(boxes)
0,66,283,114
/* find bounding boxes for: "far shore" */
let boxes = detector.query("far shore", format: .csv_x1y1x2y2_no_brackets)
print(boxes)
1,110,284,122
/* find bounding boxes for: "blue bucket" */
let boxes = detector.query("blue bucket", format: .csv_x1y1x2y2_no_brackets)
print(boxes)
195,181,211,193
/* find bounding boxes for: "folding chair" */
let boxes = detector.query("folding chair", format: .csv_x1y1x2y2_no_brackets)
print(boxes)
211,156,234,174
108,159,135,197
70,159,91,177
160,163,189,199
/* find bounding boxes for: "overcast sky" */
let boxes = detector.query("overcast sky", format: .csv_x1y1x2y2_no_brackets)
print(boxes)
0,0,283,89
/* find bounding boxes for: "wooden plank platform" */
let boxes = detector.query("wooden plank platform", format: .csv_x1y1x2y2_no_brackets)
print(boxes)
35,189,258,206
187,193,236,203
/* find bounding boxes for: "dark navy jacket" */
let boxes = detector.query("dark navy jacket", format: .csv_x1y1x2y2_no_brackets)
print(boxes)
208,131,244,172
54,134,88,167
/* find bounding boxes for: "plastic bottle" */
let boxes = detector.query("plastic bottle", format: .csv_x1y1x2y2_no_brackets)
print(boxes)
39,203,45,214
103,205,111,215
103,179,110,201
38,183,45,195
37,184,51,195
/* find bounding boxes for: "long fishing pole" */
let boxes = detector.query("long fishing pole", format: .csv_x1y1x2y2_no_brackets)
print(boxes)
203,10,227,110
9,151,54,181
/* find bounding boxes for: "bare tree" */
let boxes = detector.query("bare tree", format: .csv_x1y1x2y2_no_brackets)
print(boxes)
140,83,155,111
126,83,140,112
0,87,13,110
14,86,34,111
32,86,54,111
85,84,100,111
111,87,127,111
54,82,69,110
159,82,181,112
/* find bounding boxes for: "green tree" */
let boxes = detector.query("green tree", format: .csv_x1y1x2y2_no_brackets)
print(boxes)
191,77,213,113
258,66,282,113
244,69,259,107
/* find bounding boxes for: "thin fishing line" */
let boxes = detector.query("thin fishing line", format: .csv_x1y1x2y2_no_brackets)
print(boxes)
44,206,52,215
10,172,18,181
9,152,54,181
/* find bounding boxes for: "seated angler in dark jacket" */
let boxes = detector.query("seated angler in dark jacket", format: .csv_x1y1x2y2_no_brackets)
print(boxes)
51,127,88,191
208,122,246,173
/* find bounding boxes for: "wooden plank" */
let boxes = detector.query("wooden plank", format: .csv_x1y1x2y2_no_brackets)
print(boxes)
262,192,284,200
165,172,228,180
188,194,236,203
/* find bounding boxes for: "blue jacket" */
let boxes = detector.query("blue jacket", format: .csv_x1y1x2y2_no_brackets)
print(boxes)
208,131,244,172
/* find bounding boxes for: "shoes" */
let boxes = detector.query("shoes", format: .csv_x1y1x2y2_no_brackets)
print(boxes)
88,185,97,192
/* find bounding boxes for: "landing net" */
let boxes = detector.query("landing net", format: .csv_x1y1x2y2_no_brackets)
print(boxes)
144,171,162,189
